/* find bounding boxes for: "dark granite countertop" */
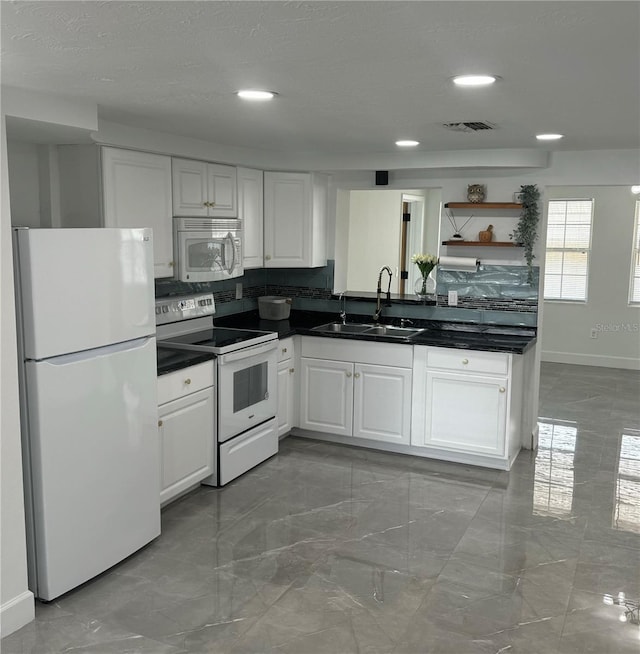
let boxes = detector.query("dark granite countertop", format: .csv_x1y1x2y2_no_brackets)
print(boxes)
157,345,215,376
216,310,537,355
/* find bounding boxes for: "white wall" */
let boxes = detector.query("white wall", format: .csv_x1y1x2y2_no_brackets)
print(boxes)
0,115,34,638
6,141,41,227
346,190,403,293
542,186,640,369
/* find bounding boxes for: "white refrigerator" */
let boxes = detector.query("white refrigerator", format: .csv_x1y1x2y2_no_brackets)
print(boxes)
13,227,161,601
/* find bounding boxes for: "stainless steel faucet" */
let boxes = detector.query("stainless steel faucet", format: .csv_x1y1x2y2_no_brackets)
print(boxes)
373,266,393,322
338,292,347,324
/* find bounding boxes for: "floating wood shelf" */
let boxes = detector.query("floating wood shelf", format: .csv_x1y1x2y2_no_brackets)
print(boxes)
442,240,521,247
444,202,522,209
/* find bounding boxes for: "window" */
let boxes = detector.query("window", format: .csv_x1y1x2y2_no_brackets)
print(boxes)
544,199,594,301
630,201,640,304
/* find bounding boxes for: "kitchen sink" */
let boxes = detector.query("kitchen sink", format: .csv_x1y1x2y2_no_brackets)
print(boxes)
364,325,422,338
311,322,374,334
311,322,423,339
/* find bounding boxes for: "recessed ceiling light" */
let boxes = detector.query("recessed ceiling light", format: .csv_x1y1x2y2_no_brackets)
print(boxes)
536,133,564,141
237,90,276,101
396,140,420,147
452,75,497,87
631,185,640,194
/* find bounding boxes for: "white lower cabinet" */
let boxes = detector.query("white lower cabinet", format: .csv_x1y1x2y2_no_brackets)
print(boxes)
299,338,412,445
353,363,412,444
277,337,296,438
300,357,353,436
411,346,522,468
422,370,507,456
157,361,215,505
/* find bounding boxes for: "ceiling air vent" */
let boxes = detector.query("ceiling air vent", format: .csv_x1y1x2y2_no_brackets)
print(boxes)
443,121,496,133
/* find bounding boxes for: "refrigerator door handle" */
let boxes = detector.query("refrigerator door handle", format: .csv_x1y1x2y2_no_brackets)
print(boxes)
31,337,155,365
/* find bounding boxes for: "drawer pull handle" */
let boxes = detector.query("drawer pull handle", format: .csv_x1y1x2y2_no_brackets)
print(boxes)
462,358,469,365
265,255,272,261
354,372,360,379
184,378,192,385
346,372,352,378
158,419,163,427
289,368,295,374
282,347,287,353
499,387,506,393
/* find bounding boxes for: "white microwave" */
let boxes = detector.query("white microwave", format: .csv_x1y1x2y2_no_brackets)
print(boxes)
173,217,243,282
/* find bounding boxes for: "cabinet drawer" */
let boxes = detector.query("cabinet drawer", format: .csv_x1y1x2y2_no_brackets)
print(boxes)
427,347,509,376
157,360,214,405
278,337,294,363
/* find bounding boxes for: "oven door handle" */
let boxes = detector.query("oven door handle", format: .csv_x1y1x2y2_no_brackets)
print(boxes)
218,340,277,364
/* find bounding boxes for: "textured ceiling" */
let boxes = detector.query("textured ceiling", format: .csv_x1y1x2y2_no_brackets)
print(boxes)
2,1,639,157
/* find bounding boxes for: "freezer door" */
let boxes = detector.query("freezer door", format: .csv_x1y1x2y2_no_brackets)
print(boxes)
15,228,155,360
24,336,160,600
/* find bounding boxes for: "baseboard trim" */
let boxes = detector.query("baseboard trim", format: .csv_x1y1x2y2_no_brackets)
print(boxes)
0,589,34,638
541,350,640,370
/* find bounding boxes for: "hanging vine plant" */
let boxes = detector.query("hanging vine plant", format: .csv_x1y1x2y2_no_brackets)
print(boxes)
511,184,541,284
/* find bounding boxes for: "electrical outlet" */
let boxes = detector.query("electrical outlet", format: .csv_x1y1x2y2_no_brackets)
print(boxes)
235,282,243,300
590,328,598,339
448,290,458,307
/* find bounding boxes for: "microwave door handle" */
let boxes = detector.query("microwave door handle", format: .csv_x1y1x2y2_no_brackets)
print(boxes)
225,232,235,273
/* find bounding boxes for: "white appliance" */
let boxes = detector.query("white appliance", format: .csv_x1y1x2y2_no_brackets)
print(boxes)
156,294,278,486
173,217,243,282
13,227,160,601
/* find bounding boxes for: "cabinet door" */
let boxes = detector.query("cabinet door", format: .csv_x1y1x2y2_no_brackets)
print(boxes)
277,359,294,438
422,371,507,456
353,364,412,445
172,158,208,216
207,163,237,217
264,172,311,267
299,357,353,436
238,167,264,268
102,148,173,278
158,387,215,505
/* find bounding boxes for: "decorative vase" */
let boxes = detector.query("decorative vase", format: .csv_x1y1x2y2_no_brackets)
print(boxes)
414,270,436,299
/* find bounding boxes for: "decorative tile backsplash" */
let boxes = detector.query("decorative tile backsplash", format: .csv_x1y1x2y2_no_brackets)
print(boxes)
155,261,334,310
155,260,538,325
436,265,539,312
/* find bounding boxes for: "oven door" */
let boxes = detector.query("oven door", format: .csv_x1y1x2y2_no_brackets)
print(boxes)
176,229,243,282
217,340,278,443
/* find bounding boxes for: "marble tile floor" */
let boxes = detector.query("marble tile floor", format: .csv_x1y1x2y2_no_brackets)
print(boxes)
3,362,639,653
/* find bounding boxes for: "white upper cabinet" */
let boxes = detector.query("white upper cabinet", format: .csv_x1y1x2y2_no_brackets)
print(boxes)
172,158,237,217
101,147,173,278
264,172,327,268
237,167,264,269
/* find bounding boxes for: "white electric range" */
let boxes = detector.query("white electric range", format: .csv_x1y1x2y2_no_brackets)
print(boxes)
156,293,279,486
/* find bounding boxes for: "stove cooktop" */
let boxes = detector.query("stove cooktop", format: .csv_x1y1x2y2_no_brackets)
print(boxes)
160,327,277,355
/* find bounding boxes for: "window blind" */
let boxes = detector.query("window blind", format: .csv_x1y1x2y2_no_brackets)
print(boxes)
544,199,593,301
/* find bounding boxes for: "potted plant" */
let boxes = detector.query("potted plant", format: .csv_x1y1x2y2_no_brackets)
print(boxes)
511,184,540,283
